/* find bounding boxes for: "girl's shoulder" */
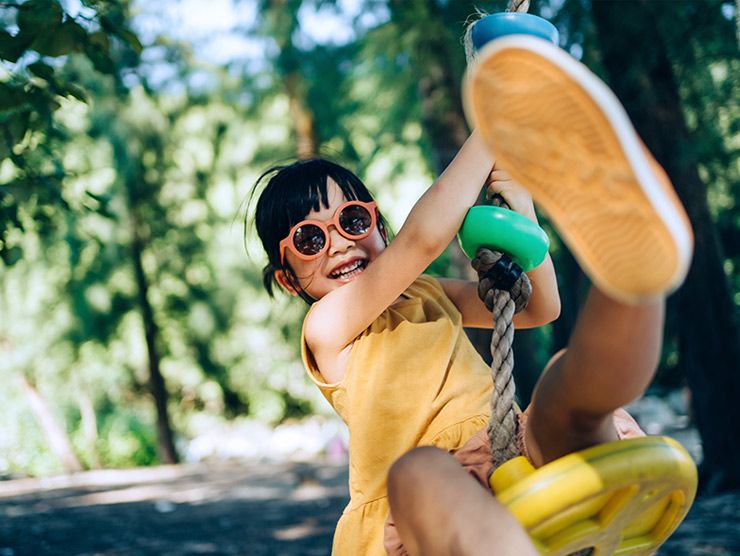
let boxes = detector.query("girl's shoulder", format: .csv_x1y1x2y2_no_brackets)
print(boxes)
401,275,463,316
406,274,445,299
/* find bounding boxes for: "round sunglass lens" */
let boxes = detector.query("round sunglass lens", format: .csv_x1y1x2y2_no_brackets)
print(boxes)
293,224,326,256
339,204,372,236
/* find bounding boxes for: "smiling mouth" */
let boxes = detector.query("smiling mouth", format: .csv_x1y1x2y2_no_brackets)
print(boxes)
329,259,368,279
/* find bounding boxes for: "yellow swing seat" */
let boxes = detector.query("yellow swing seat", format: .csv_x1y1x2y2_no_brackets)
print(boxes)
489,436,697,555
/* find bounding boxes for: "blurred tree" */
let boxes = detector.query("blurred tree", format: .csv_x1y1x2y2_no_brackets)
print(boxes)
18,372,82,473
261,0,318,158
47,10,181,464
0,0,152,471
0,0,141,265
385,0,470,171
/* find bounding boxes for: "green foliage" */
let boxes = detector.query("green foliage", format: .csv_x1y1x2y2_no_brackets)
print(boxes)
0,0,140,264
96,408,158,467
1,0,737,477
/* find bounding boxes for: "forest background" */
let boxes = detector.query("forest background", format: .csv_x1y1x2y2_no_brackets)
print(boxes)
1,0,738,495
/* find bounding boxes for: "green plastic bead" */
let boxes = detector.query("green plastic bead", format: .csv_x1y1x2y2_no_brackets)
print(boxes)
457,206,549,272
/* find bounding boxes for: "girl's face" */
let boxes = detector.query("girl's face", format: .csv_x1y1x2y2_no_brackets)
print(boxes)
280,178,386,300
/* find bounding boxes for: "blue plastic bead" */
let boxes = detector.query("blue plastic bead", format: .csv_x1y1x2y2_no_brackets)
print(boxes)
471,13,559,51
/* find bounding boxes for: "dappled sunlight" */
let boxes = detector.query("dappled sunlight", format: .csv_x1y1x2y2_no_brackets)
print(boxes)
288,481,342,502
1,482,283,515
0,459,348,517
273,517,333,541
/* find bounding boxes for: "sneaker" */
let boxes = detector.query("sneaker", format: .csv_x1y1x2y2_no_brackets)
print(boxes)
464,35,693,302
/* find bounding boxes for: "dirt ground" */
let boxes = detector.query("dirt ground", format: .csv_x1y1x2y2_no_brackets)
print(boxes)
0,459,738,556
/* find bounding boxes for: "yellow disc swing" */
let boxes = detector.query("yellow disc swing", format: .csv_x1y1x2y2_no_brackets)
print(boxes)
456,4,698,555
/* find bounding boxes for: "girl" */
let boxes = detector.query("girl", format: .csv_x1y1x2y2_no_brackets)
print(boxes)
252,136,559,555
249,35,692,556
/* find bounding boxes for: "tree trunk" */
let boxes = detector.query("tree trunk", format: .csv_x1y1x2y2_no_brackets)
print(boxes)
19,373,83,473
130,223,179,464
591,0,740,493
388,0,470,171
283,73,318,159
267,0,318,159
76,384,100,468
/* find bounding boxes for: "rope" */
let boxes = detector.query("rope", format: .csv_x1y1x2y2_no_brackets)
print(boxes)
506,0,530,13
462,1,534,469
473,196,532,470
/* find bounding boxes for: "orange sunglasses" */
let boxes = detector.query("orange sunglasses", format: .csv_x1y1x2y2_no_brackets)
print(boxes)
279,200,378,264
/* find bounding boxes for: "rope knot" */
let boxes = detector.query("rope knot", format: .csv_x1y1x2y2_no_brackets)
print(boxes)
472,248,532,314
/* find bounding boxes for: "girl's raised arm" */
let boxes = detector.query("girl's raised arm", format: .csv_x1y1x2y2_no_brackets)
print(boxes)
305,131,494,358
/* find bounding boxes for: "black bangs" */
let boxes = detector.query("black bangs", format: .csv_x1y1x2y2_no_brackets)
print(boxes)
254,159,371,256
290,159,373,219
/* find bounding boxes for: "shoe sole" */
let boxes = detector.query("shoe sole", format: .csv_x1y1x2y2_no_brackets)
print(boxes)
464,36,693,302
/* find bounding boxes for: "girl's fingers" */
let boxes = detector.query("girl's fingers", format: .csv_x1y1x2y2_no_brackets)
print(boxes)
489,169,512,182
486,177,514,195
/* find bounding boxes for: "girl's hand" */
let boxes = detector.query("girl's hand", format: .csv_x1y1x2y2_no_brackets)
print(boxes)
485,162,537,222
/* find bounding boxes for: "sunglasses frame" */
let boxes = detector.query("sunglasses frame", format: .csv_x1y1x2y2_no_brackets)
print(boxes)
279,200,378,264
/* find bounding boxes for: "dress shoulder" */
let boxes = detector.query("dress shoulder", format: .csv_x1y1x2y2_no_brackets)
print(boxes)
405,274,444,299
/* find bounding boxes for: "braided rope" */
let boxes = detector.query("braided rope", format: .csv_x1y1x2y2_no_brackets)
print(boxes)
472,194,532,469
473,249,531,468
507,0,530,13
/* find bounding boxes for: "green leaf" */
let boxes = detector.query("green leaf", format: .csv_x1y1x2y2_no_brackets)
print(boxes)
17,0,64,35
88,31,110,51
0,136,10,160
30,19,86,57
99,12,126,33
116,27,143,54
28,61,55,81
64,83,89,103
97,11,142,54
1,112,31,148
0,29,35,63
0,83,28,110
83,39,114,74
0,245,23,266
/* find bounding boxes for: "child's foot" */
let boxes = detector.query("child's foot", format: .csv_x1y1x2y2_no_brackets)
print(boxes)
465,36,693,302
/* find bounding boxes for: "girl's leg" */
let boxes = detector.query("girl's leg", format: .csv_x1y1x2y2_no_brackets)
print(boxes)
387,446,537,556
527,288,664,465
465,37,691,468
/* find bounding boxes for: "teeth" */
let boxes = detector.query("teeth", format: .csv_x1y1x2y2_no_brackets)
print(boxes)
331,260,364,278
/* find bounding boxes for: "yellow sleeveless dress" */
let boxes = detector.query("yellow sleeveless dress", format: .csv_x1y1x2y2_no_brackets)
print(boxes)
301,275,494,555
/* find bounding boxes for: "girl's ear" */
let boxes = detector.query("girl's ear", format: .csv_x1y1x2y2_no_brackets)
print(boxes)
274,269,299,296
378,219,388,244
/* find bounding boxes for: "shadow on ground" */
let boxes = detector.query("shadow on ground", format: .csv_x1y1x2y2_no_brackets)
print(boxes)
0,461,347,556
0,459,738,555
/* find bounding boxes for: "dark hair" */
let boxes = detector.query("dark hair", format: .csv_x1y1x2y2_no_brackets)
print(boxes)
248,158,389,304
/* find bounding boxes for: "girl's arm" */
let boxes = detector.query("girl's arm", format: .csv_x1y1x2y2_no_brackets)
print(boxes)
440,166,561,328
305,131,494,357
439,252,560,330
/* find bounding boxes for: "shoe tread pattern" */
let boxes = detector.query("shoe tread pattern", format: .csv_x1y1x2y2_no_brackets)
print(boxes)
470,48,685,300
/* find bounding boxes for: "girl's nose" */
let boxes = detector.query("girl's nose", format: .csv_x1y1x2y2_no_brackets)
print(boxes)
327,226,355,256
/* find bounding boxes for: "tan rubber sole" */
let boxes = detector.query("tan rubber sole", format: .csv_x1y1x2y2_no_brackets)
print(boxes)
465,37,693,302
